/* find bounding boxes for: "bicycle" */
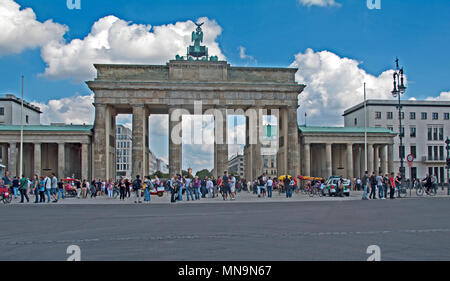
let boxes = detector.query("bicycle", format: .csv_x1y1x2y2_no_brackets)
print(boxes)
397,184,409,198
416,182,437,197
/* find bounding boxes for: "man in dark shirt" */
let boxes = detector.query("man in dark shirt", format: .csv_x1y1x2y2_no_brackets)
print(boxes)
369,172,377,199
222,171,230,200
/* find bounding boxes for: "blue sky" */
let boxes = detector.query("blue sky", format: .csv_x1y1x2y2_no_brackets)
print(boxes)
1,0,449,173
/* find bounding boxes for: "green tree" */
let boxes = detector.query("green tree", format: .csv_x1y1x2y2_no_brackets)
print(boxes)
196,169,212,179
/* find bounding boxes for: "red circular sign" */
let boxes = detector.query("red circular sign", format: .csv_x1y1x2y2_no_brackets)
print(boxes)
407,154,414,163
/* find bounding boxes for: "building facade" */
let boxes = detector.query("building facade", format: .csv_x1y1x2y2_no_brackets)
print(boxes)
116,124,132,179
228,154,245,178
0,94,41,125
299,126,396,179
344,99,450,183
0,125,92,180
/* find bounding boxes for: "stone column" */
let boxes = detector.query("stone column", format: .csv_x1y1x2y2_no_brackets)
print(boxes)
286,107,300,176
169,108,182,177
277,108,288,175
93,104,107,180
214,108,228,177
81,143,89,181
8,142,17,176
367,143,374,174
304,143,311,177
380,145,387,175
347,143,354,179
325,143,332,178
34,143,41,176
132,105,149,178
354,145,361,178
58,143,65,179
388,144,394,174
374,145,379,174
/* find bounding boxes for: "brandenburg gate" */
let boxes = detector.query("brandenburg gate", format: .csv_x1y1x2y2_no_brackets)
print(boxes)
87,23,304,180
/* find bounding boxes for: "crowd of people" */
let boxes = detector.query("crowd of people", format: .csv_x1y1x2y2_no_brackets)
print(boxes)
354,171,439,200
0,168,442,204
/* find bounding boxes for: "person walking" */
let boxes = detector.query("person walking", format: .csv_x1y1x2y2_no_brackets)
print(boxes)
132,175,142,203
18,175,29,203
193,176,201,200
389,173,396,199
43,175,51,203
267,177,273,198
144,176,152,203
119,179,126,200
185,176,194,201
362,171,369,200
206,177,213,198
107,179,114,198
12,176,19,199
230,175,236,200
32,174,39,203
39,176,46,203
50,173,58,203
369,172,377,200
57,178,65,200
222,171,230,201
377,172,384,199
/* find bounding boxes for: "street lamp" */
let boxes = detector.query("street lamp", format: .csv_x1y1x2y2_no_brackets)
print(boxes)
391,58,407,189
445,137,450,195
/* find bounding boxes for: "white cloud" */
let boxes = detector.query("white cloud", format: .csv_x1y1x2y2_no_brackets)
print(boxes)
41,16,225,82
31,94,94,125
426,91,450,101
0,0,67,56
298,0,341,7
239,46,257,64
290,48,396,126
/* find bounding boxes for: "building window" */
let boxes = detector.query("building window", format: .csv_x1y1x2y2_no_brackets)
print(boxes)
440,167,445,184
421,112,427,120
387,112,393,119
428,146,433,160
439,146,444,160
0,148,2,159
375,112,381,119
400,112,405,120
434,146,439,160
25,115,29,124
400,126,405,138
439,127,444,140
432,112,439,120
410,112,416,120
428,128,432,141
433,128,438,141
444,113,449,120
387,126,393,131
0,107,4,116
354,118,358,126
410,146,416,158
410,127,416,138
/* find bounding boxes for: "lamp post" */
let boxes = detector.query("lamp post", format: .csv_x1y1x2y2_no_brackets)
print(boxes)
445,137,450,196
391,58,407,189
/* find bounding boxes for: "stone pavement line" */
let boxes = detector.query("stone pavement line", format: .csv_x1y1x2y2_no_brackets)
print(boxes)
6,228,450,246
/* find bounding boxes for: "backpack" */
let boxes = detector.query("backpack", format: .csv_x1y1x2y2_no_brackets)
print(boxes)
132,180,140,190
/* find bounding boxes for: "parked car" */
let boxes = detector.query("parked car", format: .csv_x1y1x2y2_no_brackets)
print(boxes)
325,178,351,197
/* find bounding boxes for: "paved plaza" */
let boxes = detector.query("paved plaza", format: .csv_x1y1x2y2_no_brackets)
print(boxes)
1,194,449,261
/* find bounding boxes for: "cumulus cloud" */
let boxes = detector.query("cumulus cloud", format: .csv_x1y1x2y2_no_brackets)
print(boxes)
0,0,67,56
41,16,225,82
290,48,396,126
426,91,450,101
31,94,94,125
298,0,341,7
